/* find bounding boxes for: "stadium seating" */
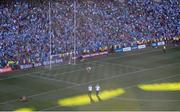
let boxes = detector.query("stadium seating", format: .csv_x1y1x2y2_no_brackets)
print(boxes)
0,0,179,67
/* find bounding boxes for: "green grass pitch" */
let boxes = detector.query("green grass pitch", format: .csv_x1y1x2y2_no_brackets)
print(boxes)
0,46,180,111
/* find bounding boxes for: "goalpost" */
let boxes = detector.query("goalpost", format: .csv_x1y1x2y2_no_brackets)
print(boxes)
73,0,77,65
69,0,77,65
48,1,52,69
48,0,77,69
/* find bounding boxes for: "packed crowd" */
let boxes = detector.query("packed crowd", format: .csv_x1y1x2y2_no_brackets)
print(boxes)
0,0,179,67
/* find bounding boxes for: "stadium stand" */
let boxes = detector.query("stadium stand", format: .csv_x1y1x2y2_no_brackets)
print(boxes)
0,0,179,68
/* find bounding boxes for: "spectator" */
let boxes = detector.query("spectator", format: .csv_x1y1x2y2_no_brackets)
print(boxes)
0,0,179,67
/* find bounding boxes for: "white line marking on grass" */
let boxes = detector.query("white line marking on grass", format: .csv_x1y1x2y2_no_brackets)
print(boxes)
113,97,180,102
85,62,180,85
101,48,161,61
0,47,177,107
42,47,173,78
113,73,180,102
28,75,79,86
98,61,141,70
0,64,104,81
0,62,98,81
53,46,176,72
42,61,98,73
42,73,180,111
0,64,105,105
41,105,60,111
124,73,180,90
0,73,33,81
28,64,105,86
0,48,164,81
1,61,179,106
53,64,104,77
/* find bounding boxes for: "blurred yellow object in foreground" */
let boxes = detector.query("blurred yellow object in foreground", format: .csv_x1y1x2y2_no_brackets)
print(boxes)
58,88,125,107
15,108,33,112
138,82,180,91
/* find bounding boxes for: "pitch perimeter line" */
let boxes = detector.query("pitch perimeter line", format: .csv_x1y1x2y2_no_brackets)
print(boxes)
28,75,79,86
41,74,180,111
0,47,164,81
0,61,179,105
114,97,180,102
98,61,141,70
27,64,105,86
